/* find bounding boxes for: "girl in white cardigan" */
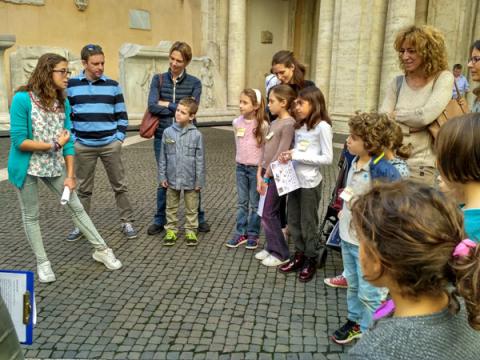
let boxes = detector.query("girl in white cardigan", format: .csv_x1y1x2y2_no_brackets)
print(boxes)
278,86,333,282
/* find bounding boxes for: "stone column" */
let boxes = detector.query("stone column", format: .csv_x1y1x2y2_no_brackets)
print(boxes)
378,0,416,105
314,0,335,102
227,0,246,107
0,34,15,131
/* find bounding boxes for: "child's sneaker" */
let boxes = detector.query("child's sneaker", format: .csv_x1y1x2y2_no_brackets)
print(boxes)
92,248,122,270
324,274,348,288
163,229,177,246
185,231,198,246
245,235,259,250
331,320,362,344
226,234,247,248
255,249,270,261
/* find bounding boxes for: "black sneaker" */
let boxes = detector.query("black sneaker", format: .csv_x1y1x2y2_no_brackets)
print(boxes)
331,320,362,344
198,221,210,233
147,223,164,235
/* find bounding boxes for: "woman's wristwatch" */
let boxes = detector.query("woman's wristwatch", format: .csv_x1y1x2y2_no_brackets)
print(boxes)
51,140,62,152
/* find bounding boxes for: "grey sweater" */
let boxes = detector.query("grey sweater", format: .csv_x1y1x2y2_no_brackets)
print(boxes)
349,307,480,360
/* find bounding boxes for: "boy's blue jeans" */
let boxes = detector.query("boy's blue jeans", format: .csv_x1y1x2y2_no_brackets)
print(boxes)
235,163,260,236
153,136,205,226
341,240,384,332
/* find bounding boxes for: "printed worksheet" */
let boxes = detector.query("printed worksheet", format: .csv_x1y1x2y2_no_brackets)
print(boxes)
270,160,300,196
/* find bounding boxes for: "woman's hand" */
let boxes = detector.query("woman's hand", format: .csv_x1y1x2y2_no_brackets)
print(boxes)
158,100,170,107
57,129,70,147
195,186,201,192
278,150,292,163
161,180,169,188
64,176,76,191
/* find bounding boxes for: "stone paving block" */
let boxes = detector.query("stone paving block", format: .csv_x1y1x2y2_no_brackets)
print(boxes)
1,130,349,358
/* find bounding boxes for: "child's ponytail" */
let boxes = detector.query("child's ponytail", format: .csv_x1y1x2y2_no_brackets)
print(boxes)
450,241,480,330
241,88,268,146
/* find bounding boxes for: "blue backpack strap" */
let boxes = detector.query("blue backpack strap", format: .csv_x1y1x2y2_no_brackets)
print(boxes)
395,75,403,107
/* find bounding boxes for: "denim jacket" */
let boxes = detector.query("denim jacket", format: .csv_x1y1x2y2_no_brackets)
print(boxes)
369,153,401,182
158,122,205,190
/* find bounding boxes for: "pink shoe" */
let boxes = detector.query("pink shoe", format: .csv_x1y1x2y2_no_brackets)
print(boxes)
324,274,348,288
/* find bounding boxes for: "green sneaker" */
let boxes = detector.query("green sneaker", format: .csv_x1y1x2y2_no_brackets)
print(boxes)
185,231,198,246
163,229,177,246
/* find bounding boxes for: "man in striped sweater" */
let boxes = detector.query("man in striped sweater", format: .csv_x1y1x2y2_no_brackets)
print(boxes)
66,44,137,241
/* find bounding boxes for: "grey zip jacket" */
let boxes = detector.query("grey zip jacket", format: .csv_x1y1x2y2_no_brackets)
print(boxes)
158,122,205,190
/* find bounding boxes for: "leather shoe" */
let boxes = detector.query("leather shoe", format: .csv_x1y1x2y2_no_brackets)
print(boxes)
147,223,164,235
279,252,305,273
299,257,317,282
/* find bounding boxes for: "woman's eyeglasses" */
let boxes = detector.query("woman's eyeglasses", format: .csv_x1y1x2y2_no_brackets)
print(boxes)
468,56,480,64
52,69,72,77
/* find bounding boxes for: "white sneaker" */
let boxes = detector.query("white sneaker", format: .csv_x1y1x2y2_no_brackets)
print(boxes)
262,254,289,267
92,248,122,270
37,261,56,283
255,249,270,261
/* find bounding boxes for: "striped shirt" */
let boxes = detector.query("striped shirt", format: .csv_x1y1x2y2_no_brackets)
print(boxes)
67,72,128,147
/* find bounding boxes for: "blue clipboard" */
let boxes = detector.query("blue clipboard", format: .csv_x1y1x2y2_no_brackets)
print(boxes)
0,270,34,345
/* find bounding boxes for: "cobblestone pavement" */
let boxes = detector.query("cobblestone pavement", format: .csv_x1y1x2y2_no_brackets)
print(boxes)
0,128,349,359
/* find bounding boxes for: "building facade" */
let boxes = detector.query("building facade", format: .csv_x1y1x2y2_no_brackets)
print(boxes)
1,0,479,133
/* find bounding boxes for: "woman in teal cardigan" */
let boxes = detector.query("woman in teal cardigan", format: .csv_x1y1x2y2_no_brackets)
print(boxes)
8,53,123,283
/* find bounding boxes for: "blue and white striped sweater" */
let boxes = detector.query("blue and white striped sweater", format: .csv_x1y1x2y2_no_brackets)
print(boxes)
67,73,128,147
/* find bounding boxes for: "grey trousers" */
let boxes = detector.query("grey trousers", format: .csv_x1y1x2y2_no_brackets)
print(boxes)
287,182,323,258
75,141,134,223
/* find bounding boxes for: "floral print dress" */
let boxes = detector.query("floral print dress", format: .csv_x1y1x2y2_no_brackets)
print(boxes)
27,92,65,177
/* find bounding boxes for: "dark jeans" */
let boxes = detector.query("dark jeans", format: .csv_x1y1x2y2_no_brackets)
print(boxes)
153,123,205,226
262,178,289,261
287,183,322,258
235,163,260,236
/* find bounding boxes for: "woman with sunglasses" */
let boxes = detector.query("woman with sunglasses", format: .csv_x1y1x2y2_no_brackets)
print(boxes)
8,53,122,283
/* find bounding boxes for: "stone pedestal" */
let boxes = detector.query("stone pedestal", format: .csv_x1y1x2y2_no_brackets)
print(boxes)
0,34,15,131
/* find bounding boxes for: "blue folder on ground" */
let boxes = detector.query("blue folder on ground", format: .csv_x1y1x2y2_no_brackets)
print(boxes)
0,270,35,345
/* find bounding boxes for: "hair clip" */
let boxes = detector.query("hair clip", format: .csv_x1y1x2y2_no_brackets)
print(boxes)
452,238,476,258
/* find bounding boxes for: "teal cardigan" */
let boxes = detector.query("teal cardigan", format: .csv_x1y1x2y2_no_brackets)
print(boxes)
8,91,75,189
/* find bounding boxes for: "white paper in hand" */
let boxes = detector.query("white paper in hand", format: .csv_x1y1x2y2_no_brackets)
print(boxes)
60,187,71,205
270,160,300,196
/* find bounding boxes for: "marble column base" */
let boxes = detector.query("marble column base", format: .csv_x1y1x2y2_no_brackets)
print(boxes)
0,113,10,131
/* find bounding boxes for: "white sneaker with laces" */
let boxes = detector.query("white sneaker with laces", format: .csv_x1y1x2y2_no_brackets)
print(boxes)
262,254,289,267
37,261,56,283
92,248,122,270
255,249,270,261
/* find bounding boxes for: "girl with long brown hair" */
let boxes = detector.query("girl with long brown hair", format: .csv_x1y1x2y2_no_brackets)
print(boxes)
8,53,122,283
255,84,296,267
226,88,268,250
278,86,333,282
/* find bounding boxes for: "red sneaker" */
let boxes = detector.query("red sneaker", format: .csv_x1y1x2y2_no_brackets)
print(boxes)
324,274,348,288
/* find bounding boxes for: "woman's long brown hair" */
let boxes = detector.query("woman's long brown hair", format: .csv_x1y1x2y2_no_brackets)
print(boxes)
16,53,67,110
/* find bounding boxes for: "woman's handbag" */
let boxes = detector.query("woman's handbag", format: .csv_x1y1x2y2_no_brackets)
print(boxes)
139,74,163,139
139,110,160,139
427,80,469,139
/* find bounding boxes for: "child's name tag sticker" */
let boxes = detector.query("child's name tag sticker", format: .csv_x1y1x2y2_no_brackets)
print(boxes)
266,131,274,140
340,187,354,202
298,140,310,151
236,128,246,137
165,138,175,144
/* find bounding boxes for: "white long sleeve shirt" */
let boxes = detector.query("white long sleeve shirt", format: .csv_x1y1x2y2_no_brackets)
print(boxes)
291,121,333,188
